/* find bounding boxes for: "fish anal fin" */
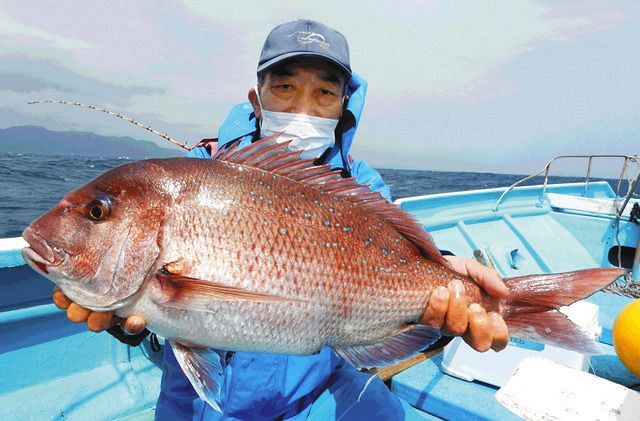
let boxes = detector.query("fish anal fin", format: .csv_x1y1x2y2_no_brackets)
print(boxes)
170,341,226,413
155,272,297,311
334,324,440,370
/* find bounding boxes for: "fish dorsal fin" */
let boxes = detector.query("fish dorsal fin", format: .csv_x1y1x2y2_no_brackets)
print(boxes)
214,135,451,268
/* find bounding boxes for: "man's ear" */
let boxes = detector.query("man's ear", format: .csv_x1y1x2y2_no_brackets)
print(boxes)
339,95,350,117
248,87,261,119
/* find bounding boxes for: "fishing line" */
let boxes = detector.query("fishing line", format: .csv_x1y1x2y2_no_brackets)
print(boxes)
335,372,379,421
28,100,191,150
357,372,379,402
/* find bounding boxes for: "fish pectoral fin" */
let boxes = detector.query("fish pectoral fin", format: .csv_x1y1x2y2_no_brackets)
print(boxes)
155,272,297,311
334,324,441,370
170,341,226,413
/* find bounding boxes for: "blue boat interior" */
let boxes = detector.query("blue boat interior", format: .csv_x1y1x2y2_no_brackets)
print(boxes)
393,181,640,419
1,181,638,419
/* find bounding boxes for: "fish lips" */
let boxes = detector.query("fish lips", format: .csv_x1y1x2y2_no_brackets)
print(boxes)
21,227,67,273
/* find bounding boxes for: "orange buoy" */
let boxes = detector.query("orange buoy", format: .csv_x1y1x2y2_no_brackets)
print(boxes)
612,298,640,378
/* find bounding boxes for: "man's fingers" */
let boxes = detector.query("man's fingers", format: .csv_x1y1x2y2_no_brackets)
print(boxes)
462,258,510,298
462,303,492,352
443,255,467,275
123,314,147,335
86,311,118,332
66,303,92,323
489,312,510,352
442,280,468,336
54,289,140,335
443,256,509,298
420,286,449,327
52,287,72,309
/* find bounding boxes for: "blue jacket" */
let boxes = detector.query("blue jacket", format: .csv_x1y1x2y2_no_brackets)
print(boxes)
155,74,391,420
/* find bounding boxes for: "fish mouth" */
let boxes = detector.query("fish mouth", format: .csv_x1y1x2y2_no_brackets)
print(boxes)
21,227,67,273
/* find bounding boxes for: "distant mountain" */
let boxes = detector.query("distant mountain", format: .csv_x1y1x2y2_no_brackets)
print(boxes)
0,125,182,158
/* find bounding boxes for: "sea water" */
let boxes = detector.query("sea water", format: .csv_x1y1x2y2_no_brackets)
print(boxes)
0,153,620,238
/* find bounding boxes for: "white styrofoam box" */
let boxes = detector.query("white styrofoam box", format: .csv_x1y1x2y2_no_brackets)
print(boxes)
440,300,600,387
496,357,640,420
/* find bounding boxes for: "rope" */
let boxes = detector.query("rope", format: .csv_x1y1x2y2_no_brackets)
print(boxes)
604,276,640,298
28,100,191,150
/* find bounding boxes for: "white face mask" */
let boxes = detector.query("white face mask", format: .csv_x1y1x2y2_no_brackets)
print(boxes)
255,86,339,159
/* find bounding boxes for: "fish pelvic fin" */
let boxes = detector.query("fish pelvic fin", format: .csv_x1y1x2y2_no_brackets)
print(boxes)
155,272,299,311
170,341,226,413
501,267,626,353
213,134,452,268
334,324,440,370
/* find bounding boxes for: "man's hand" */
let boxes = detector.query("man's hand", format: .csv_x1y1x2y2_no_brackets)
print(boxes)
52,286,146,334
420,256,510,352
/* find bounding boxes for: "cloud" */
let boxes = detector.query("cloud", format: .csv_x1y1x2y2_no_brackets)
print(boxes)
0,1,637,175
181,0,626,105
0,57,164,99
0,10,90,50
0,72,67,94
0,56,164,103
0,56,167,141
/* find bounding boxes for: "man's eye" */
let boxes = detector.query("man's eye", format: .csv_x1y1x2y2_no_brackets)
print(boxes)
320,89,336,96
276,84,291,89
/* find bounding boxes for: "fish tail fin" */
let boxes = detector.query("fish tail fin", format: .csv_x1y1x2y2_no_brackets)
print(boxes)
501,268,626,353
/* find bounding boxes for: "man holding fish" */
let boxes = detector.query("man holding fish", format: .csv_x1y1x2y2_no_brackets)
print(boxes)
53,19,511,419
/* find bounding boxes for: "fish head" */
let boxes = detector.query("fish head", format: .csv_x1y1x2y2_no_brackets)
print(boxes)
21,160,170,311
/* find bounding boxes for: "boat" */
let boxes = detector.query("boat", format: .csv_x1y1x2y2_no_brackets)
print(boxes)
1,154,638,419
390,154,640,419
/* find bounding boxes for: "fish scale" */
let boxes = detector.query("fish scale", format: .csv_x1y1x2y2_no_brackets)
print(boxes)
21,135,627,412
146,161,442,352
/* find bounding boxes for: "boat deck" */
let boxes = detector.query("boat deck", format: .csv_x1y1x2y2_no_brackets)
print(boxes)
393,181,640,419
0,255,163,420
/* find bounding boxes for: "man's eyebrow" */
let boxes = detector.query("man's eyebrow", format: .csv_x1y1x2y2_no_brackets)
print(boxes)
320,74,343,85
270,69,294,78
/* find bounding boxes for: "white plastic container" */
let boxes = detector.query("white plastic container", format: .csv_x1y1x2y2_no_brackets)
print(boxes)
440,300,600,387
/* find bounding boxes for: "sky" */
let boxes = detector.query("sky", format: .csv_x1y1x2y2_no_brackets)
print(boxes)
0,1,638,177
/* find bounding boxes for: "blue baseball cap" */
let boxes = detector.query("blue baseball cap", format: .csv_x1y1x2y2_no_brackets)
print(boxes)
257,19,351,77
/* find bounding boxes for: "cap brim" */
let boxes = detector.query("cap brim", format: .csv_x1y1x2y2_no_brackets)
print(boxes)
257,51,351,77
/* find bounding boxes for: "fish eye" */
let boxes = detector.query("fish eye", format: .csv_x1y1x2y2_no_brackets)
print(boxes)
85,197,111,222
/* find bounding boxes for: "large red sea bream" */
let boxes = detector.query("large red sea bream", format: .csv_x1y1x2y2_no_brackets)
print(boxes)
21,135,625,411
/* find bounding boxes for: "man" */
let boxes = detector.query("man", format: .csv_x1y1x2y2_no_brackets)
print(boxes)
53,19,510,420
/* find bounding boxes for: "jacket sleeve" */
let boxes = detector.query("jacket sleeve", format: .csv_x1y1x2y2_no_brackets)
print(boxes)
184,146,211,159
350,159,391,201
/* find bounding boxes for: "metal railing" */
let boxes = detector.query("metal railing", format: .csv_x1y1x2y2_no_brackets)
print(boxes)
492,154,639,212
